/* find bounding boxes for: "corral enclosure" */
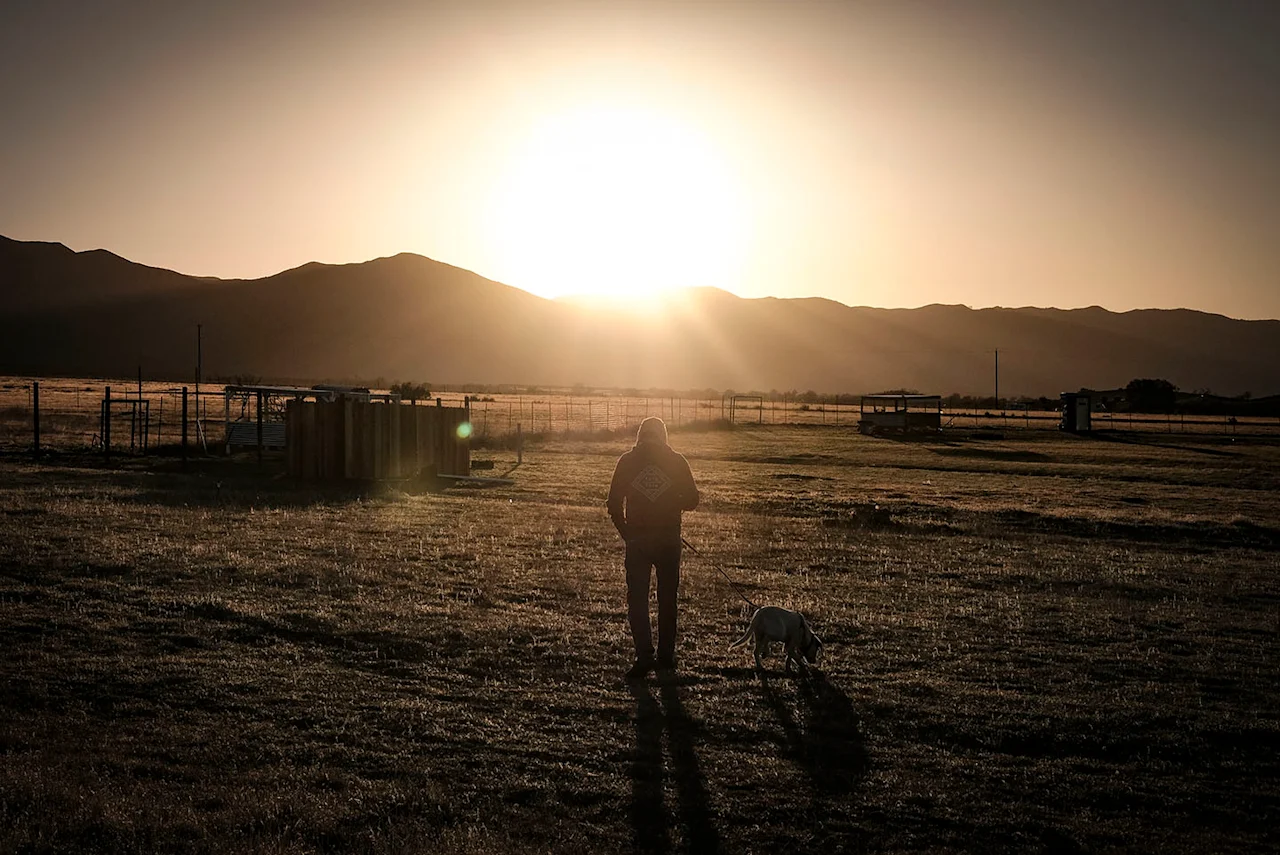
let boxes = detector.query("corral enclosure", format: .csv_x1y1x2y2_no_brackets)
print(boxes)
1,422,1278,852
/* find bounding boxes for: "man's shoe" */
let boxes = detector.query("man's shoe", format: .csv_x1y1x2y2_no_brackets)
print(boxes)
626,658,655,680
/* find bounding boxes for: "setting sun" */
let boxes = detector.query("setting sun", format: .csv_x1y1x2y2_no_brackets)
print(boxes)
486,104,750,300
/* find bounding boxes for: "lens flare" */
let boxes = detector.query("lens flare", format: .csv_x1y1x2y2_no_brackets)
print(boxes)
456,422,473,439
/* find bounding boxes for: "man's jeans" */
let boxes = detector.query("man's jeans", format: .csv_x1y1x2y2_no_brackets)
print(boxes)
625,534,681,661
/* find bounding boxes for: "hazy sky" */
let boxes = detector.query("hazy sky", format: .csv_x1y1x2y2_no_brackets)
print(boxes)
3,1,1278,318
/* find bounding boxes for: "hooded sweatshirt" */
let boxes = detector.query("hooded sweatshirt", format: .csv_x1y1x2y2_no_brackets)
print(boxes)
607,439,699,539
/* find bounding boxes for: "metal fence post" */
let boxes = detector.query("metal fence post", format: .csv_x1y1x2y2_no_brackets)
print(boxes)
256,390,264,467
181,386,189,468
103,386,112,461
32,381,40,456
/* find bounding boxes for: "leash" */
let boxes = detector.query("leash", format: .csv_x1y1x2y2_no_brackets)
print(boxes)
681,536,760,611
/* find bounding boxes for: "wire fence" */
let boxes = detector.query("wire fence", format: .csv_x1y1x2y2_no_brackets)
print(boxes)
0,378,225,455
3,376,1279,455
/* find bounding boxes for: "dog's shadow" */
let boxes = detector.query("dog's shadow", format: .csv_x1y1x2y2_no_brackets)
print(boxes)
758,669,868,795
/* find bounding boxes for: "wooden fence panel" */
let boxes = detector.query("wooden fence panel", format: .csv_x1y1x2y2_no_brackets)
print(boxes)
450,409,469,475
399,406,418,477
343,399,355,479
323,400,344,480
420,407,437,476
387,404,398,478
464,408,472,473
358,402,375,480
315,399,329,480
415,404,430,477
436,408,450,474
286,399,300,474
286,399,469,480
301,402,318,480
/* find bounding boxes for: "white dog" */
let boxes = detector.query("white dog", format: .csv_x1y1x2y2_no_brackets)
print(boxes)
729,606,823,673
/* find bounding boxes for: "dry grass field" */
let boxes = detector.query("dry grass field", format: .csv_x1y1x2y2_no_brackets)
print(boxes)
2,425,1279,853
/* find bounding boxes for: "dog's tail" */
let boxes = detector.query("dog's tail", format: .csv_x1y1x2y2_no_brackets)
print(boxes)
728,611,758,649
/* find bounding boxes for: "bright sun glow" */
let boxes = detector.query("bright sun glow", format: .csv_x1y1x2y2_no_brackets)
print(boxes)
487,104,750,300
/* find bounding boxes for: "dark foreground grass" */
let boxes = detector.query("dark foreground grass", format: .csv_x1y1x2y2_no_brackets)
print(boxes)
2,427,1279,853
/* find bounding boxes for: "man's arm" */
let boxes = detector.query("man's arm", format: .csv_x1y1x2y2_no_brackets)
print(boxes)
606,456,629,539
676,454,699,512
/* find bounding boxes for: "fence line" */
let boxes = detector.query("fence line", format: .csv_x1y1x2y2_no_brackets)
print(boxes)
0,379,226,454
4,377,1280,453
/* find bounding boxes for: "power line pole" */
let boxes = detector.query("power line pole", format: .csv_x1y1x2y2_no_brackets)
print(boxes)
195,323,202,415
195,324,203,450
994,348,1000,411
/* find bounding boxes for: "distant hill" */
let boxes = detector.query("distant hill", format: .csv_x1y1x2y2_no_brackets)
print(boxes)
2,235,1278,397
0,235,212,314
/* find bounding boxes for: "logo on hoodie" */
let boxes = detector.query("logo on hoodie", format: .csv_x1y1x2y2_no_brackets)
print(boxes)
632,464,672,502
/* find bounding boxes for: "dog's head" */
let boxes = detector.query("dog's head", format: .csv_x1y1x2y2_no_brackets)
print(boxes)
802,632,823,664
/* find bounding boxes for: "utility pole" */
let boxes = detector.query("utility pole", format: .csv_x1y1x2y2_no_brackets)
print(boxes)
195,324,203,451
994,349,1000,412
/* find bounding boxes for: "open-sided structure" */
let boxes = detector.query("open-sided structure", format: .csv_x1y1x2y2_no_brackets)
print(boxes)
858,394,942,434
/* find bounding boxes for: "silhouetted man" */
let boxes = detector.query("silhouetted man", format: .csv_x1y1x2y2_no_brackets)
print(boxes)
608,417,699,679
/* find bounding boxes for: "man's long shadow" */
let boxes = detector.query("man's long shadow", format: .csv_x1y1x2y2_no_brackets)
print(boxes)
628,677,721,854
758,669,868,795
628,681,670,853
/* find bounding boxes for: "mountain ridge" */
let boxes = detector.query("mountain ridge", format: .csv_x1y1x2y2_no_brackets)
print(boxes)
2,235,1277,397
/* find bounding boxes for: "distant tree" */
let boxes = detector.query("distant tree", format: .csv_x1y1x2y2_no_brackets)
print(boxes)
1125,378,1178,413
214,373,262,387
391,381,431,402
